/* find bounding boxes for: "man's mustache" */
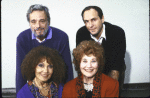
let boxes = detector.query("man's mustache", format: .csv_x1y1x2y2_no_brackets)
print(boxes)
34,27,44,31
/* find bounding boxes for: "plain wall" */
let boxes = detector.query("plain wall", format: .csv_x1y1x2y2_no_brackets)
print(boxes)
2,0,149,88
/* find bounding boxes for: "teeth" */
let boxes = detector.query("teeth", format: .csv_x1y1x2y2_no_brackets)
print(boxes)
85,69,93,72
42,74,48,77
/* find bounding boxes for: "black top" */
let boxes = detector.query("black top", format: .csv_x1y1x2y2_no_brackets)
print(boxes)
76,22,126,74
85,90,92,98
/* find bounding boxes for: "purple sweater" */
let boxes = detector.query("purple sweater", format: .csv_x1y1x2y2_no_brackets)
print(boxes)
17,83,63,98
16,26,73,93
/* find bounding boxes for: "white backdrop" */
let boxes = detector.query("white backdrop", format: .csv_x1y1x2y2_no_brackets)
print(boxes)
2,0,149,88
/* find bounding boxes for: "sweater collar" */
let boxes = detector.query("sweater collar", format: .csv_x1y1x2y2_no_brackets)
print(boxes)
31,26,52,43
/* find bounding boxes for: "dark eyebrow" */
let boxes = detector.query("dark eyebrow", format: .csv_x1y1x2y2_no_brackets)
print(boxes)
83,20,88,23
92,58,97,60
30,19,36,21
83,17,97,22
91,17,97,20
40,19,46,21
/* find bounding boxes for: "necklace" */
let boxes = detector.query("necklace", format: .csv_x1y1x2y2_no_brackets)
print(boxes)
33,80,51,97
84,83,93,92
33,80,50,90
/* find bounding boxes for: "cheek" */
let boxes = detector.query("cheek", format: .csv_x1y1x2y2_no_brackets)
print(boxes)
93,63,98,69
48,69,53,74
35,68,41,75
97,21,103,27
30,24,35,30
35,67,41,72
85,24,90,29
41,22,48,28
80,62,86,69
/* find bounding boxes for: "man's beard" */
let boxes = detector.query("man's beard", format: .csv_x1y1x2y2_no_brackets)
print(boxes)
32,25,49,39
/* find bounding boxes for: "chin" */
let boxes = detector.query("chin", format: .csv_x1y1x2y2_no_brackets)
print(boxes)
40,77,50,81
92,33,99,37
41,79,49,82
84,74,95,78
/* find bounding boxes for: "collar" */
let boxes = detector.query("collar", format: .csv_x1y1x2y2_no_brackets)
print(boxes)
31,26,52,43
90,24,106,42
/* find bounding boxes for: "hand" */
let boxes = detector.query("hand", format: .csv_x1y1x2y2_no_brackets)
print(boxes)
108,70,119,80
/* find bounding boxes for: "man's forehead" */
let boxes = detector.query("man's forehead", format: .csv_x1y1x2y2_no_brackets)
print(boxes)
83,9,99,20
29,10,47,20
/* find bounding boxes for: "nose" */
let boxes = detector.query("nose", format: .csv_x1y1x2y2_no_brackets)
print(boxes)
43,67,48,73
35,21,40,29
86,62,92,68
88,21,94,28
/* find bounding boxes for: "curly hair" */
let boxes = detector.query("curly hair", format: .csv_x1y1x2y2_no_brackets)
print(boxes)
73,40,105,75
21,45,65,86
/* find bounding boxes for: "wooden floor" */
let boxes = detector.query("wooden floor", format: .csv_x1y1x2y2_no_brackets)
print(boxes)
2,83,150,98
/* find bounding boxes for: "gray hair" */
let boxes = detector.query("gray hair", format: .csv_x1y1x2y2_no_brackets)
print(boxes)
27,4,50,24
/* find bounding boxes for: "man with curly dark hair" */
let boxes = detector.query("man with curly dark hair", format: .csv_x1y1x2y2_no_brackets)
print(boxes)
17,46,65,98
62,40,119,97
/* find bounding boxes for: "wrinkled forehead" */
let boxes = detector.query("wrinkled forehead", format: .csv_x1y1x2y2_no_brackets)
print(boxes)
29,10,47,20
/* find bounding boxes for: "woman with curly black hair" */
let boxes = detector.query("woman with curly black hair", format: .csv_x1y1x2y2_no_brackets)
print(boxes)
17,46,65,98
62,40,119,97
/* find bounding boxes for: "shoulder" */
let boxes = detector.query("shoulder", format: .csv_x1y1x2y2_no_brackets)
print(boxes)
17,83,28,92
62,78,77,97
77,26,90,35
104,22,125,34
102,73,118,82
17,29,31,38
101,74,119,97
17,28,32,42
63,78,77,93
101,73,119,88
104,22,125,40
63,78,77,89
50,27,69,43
17,83,31,98
51,26,68,38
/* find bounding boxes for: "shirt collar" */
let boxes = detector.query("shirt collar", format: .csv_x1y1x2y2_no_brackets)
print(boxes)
90,24,106,42
32,26,52,42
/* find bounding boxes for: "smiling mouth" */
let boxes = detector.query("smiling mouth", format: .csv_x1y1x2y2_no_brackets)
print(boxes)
34,28,44,33
41,74,48,77
84,69,94,72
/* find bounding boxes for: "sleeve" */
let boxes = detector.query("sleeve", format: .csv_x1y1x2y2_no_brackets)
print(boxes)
76,28,83,47
62,79,77,98
76,26,91,47
17,84,35,98
62,83,71,98
16,37,27,94
107,28,126,72
105,80,119,97
59,33,73,82
62,85,67,98
58,83,64,98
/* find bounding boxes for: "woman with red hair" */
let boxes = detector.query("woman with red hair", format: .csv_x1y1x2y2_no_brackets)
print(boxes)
62,40,119,97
